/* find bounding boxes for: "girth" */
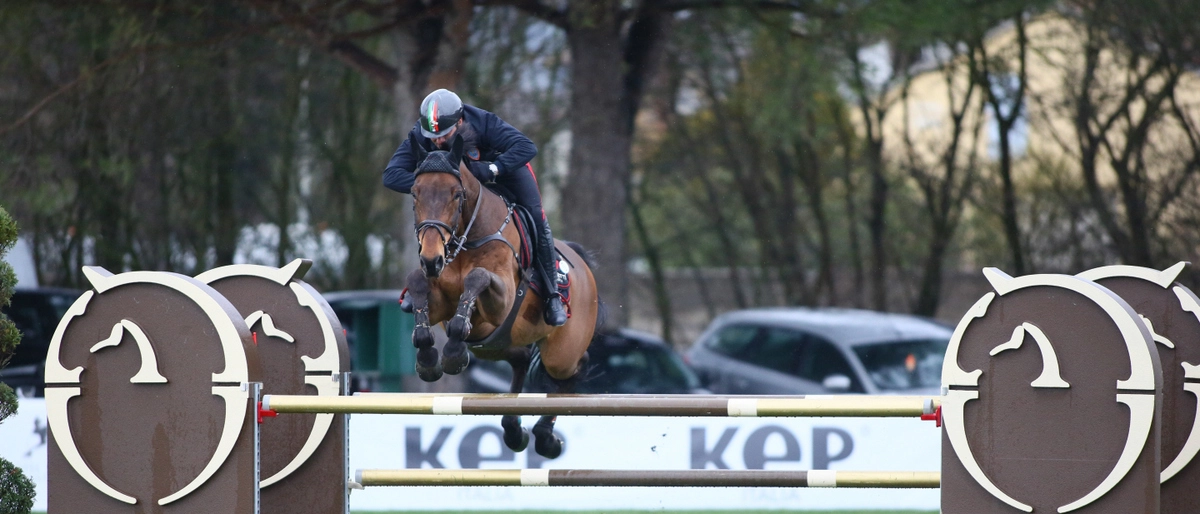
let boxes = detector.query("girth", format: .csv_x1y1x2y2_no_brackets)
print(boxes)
466,271,530,351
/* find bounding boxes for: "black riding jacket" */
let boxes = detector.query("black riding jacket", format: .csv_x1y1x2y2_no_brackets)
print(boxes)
382,105,538,194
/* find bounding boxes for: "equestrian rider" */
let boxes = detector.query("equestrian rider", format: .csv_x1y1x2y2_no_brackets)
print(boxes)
383,88,568,327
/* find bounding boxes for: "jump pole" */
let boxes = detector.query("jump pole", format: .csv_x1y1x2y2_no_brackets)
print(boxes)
261,393,941,418
352,469,941,488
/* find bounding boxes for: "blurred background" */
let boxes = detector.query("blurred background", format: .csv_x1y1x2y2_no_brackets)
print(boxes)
2,0,1199,349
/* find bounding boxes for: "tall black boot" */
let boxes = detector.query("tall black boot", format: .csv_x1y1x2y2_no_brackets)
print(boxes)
536,221,567,326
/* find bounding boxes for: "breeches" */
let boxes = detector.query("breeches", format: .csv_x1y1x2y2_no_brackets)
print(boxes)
494,162,549,235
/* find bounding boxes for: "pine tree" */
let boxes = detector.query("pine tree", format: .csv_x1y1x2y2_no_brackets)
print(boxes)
0,206,36,514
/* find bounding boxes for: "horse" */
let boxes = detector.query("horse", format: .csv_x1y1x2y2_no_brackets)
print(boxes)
401,134,601,459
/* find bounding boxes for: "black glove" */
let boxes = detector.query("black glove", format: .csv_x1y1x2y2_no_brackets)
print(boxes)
467,160,498,183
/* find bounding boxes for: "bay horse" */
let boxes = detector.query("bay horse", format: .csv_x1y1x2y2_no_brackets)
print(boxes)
402,134,601,459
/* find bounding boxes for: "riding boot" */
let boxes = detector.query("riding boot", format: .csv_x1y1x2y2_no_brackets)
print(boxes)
536,221,567,327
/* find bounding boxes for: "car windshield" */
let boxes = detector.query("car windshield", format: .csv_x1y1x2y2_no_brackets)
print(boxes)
584,343,702,393
852,338,947,391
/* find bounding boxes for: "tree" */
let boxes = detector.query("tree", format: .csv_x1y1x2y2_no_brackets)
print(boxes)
0,206,36,513
636,9,865,318
1030,3,1200,268
971,16,1031,275
896,48,987,317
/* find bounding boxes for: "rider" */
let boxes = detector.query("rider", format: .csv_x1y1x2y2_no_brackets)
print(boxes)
383,88,568,327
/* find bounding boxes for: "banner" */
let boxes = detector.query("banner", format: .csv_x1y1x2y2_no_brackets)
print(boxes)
348,413,941,511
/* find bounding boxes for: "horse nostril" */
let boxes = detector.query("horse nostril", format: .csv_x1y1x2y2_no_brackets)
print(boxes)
423,255,445,277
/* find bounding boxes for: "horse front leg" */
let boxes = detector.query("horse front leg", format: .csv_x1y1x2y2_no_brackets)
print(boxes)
405,269,443,382
442,267,507,375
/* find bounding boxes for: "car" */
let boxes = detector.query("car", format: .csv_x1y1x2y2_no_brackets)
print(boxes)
685,308,950,396
0,287,84,396
466,327,709,394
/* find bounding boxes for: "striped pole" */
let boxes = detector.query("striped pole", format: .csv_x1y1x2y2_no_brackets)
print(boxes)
354,469,941,488
261,394,939,418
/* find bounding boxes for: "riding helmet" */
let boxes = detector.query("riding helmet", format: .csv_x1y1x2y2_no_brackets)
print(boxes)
418,89,465,138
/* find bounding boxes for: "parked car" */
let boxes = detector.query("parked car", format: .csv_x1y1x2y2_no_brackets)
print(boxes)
0,287,84,396
686,308,950,396
467,327,708,394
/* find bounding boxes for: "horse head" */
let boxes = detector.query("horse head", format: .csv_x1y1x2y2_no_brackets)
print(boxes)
411,134,472,278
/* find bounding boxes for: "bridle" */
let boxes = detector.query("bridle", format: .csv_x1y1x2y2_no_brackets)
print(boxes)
413,161,519,266
414,175,483,265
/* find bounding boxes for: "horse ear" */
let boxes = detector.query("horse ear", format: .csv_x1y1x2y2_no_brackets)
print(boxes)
449,133,464,166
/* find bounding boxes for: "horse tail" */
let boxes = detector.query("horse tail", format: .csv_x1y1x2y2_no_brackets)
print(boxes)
564,240,597,270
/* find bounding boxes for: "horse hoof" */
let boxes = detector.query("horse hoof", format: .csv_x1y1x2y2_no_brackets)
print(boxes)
442,348,470,375
416,347,443,382
416,363,443,382
534,433,563,459
417,346,440,367
504,427,530,452
413,326,434,349
532,423,563,459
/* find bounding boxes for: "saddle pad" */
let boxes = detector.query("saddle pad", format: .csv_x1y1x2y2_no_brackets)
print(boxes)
506,202,571,305
528,250,572,305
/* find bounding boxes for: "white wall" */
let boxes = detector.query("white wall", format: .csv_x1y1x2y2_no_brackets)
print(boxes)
4,237,38,288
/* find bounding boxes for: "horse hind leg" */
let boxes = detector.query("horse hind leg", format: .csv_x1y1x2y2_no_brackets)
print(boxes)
532,352,589,459
405,269,442,382
500,346,533,452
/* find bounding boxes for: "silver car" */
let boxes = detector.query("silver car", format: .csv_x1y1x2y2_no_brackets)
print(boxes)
685,308,949,395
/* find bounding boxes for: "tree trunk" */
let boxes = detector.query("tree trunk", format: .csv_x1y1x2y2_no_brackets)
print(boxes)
563,5,631,327
913,226,949,316
996,121,1025,274
833,110,864,307
866,137,889,310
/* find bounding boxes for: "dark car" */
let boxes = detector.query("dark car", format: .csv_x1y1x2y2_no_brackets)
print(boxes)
686,308,949,396
466,327,708,394
1,287,84,396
